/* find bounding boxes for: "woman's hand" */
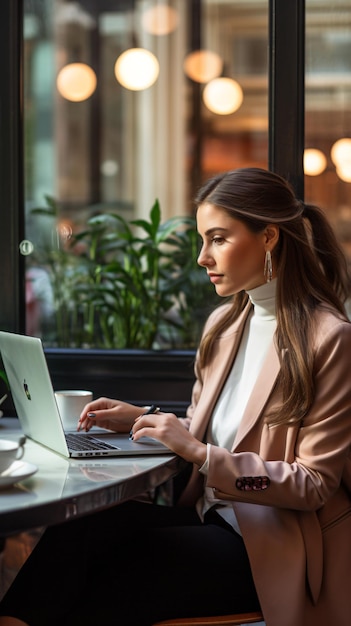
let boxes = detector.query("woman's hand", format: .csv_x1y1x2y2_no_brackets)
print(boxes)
131,411,207,466
77,397,143,433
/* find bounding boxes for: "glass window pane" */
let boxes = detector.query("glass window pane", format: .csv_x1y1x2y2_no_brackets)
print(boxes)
305,0,351,274
23,0,268,348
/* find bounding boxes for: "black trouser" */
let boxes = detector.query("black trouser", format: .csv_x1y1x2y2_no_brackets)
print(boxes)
0,501,260,626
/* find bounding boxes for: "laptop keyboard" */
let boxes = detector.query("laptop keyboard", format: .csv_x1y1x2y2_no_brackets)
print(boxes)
65,433,119,452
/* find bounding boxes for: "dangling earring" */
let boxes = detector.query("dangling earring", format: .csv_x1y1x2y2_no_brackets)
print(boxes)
264,250,273,283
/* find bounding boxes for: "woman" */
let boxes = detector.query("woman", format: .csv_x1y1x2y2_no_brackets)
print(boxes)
1,168,351,626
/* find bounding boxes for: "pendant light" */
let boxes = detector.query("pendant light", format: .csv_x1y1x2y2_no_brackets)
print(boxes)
114,48,159,91
203,77,243,115
56,62,97,102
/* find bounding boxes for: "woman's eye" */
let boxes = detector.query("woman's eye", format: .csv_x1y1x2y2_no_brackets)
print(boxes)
212,236,224,245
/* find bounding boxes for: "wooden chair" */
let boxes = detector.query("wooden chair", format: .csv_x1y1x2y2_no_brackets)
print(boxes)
153,610,264,625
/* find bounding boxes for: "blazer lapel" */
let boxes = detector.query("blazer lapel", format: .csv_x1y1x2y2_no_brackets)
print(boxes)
233,340,281,450
190,303,252,441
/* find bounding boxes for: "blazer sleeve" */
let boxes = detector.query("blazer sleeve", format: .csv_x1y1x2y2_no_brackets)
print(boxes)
206,317,351,511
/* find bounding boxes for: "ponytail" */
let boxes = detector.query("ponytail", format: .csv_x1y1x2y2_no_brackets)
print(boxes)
302,202,350,305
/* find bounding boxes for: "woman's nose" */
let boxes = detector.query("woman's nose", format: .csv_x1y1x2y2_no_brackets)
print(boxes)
197,246,212,267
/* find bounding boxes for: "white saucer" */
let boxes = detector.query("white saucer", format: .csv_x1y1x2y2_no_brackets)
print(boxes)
0,460,38,489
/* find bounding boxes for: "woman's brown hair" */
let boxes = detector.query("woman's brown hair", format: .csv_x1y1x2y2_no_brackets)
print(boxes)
195,168,350,425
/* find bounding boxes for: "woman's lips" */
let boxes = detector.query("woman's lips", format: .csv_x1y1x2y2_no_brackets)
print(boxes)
208,273,223,283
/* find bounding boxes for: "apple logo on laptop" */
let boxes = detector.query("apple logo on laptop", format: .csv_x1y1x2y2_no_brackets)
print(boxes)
23,380,31,400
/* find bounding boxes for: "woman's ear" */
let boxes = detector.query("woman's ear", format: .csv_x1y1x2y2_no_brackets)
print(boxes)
264,225,280,250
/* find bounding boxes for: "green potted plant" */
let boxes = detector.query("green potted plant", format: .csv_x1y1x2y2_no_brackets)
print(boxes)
28,197,220,413
30,197,219,350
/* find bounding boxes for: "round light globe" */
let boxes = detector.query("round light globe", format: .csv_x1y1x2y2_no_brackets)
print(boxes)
203,77,243,115
183,50,223,83
114,48,159,91
330,138,351,167
56,63,97,102
141,5,179,35
336,164,351,183
303,149,327,176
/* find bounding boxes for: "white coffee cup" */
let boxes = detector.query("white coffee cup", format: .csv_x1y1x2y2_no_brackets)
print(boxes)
55,390,93,430
0,438,25,474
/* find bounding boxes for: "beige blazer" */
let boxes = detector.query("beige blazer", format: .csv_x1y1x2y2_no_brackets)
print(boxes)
181,301,351,626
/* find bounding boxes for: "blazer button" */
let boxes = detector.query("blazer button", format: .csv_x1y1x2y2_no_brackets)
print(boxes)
236,476,270,491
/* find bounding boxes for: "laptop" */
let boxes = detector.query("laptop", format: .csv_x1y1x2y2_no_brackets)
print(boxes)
0,331,171,458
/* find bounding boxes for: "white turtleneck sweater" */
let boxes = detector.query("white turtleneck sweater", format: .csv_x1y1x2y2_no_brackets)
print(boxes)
197,279,277,534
